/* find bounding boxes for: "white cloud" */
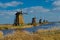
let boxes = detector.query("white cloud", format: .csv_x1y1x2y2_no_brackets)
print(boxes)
22,6,50,14
52,0,60,13
53,0,60,7
0,14,4,15
0,1,23,8
0,10,16,16
0,6,50,17
45,0,54,2
5,16,10,19
52,7,60,11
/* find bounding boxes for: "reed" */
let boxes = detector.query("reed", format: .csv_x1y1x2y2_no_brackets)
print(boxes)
1,29,60,40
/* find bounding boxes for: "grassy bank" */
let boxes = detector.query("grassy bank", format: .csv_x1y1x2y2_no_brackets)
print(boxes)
0,25,33,30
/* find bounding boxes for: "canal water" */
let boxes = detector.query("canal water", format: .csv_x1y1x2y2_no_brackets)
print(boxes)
1,22,60,35
24,22,60,32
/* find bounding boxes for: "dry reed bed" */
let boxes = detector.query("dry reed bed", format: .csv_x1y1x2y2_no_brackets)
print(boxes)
1,29,60,40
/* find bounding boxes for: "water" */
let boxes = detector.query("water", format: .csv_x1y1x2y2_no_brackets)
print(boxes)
24,23,60,32
1,22,60,35
0,29,15,35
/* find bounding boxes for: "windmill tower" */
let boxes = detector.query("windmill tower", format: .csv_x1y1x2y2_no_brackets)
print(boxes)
39,19,42,24
14,11,24,26
32,17,37,26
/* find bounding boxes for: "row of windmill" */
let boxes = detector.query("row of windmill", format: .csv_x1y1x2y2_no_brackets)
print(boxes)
13,10,48,26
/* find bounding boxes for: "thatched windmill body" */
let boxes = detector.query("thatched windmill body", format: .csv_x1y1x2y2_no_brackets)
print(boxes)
14,11,27,26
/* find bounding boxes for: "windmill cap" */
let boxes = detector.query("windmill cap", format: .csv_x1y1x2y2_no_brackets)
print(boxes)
15,11,23,15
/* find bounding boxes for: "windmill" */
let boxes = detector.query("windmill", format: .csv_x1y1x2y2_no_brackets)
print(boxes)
32,17,37,26
39,17,42,24
14,11,28,26
14,2,28,26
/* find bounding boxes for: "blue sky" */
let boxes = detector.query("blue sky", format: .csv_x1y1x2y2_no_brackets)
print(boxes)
0,0,60,24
